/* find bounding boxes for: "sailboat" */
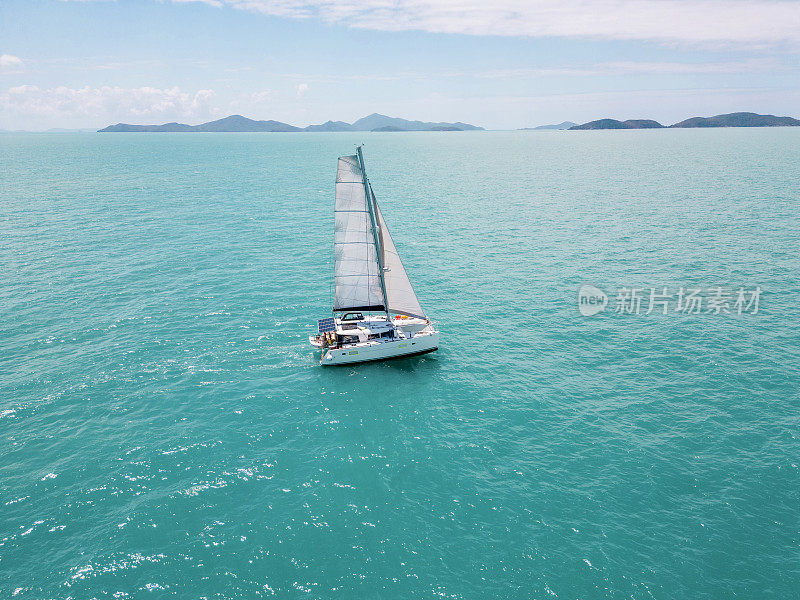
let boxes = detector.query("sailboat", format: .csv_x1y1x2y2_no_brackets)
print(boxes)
310,147,439,365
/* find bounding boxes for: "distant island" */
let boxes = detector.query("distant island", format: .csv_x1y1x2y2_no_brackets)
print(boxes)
570,119,663,130
670,112,800,128
568,112,800,130
98,113,483,133
19,111,797,134
519,121,577,130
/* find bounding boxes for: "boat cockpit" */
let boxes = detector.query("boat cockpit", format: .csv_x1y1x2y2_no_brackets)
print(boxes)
311,312,398,350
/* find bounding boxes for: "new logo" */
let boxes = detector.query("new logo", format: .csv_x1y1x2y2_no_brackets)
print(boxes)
578,284,608,316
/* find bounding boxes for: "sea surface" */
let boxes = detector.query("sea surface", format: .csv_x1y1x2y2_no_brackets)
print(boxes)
1,129,799,599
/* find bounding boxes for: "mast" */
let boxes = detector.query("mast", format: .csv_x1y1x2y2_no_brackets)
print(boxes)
356,146,389,317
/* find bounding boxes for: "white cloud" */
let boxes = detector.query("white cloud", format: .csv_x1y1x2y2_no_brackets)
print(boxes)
296,83,309,98
173,0,800,46
479,58,784,78
250,90,272,103
0,85,216,127
226,89,273,113
0,54,24,74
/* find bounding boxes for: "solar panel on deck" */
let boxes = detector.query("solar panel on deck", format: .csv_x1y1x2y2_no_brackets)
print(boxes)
317,318,335,333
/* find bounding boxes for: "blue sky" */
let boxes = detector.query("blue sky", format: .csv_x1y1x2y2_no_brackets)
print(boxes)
1,0,799,129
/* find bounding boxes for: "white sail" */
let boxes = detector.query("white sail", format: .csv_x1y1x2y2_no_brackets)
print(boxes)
374,198,426,319
333,155,385,312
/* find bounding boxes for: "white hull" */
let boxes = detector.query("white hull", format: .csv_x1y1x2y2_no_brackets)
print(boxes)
320,331,439,365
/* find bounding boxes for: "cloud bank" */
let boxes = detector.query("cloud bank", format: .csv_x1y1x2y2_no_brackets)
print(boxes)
0,85,216,128
178,0,800,46
478,58,784,79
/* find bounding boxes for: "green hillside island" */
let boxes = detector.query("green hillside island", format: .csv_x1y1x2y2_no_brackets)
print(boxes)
670,112,800,128
569,112,800,130
570,119,663,130
98,113,483,133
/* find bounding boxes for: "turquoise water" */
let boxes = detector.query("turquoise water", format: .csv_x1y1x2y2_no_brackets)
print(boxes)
1,130,799,599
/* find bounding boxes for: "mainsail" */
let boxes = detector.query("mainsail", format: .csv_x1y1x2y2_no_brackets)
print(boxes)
333,149,426,319
333,155,385,312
